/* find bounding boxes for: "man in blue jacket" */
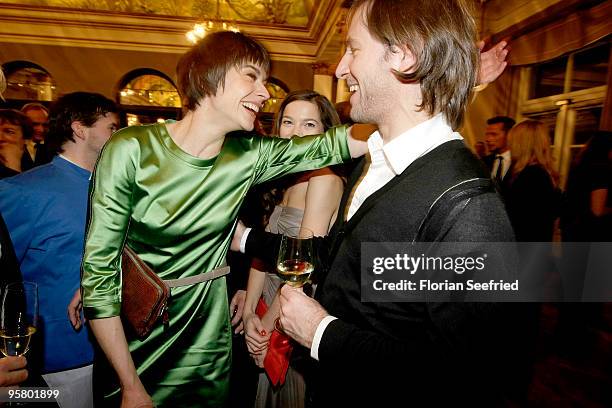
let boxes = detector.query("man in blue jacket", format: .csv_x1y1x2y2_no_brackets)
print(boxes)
0,92,118,408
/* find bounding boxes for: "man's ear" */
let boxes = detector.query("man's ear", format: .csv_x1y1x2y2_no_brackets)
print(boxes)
71,121,86,140
388,44,416,74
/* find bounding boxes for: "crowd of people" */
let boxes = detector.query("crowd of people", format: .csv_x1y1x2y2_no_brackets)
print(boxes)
0,0,610,407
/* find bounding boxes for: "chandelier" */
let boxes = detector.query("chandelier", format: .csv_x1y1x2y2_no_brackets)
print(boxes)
186,0,239,44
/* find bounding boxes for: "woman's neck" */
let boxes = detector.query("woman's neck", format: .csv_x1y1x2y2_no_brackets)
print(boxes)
167,108,228,159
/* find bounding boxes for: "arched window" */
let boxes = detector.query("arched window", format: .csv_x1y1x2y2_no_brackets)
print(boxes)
259,77,290,134
262,78,289,113
117,69,182,126
2,61,57,102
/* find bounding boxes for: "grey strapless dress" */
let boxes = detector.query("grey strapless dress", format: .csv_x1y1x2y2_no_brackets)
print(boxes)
255,205,306,408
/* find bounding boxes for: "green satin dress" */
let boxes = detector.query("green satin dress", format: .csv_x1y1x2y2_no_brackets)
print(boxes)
81,123,350,407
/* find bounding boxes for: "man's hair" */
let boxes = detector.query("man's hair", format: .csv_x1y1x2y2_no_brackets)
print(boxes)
0,109,33,140
177,31,271,111
20,102,49,116
349,0,479,130
487,116,516,132
46,92,117,154
273,90,341,135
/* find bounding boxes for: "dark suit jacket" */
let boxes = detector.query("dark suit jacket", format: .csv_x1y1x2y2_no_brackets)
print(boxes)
484,153,514,198
21,144,53,171
246,140,536,406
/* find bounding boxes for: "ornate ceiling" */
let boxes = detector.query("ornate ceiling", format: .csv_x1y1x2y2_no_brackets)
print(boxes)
0,0,345,63
2,0,314,25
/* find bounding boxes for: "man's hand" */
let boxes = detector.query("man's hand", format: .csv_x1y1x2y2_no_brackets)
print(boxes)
230,220,247,252
229,290,246,334
67,288,84,330
478,40,509,85
278,285,329,349
0,356,28,387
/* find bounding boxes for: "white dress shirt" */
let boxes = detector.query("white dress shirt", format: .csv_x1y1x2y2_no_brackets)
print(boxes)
490,149,511,180
25,139,37,161
311,114,463,360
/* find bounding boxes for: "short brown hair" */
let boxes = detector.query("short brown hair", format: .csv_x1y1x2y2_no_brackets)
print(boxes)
350,0,478,130
177,31,271,111
46,92,117,154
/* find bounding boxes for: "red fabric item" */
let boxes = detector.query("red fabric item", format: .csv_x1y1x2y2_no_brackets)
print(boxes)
256,297,293,386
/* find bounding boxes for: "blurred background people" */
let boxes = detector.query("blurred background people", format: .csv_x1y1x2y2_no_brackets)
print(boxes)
505,119,559,242
557,131,611,356
0,109,32,178
483,115,516,187
0,92,118,408
562,130,612,242
474,140,487,159
21,102,53,166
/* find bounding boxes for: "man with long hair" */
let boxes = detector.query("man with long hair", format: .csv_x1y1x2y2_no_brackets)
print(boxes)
238,1,530,406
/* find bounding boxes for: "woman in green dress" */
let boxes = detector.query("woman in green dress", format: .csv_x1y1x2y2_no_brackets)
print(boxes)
81,31,365,407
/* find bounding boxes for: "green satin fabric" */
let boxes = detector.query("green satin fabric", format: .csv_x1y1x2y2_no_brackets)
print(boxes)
81,123,349,406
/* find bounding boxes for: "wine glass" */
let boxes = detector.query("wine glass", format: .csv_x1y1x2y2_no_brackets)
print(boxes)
276,227,314,288
274,227,314,333
0,282,38,358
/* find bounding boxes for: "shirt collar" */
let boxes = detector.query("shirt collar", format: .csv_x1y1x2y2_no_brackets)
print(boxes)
366,114,463,176
55,154,91,180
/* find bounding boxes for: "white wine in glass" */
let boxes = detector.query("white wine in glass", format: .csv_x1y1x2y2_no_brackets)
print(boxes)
276,227,314,288
0,282,38,357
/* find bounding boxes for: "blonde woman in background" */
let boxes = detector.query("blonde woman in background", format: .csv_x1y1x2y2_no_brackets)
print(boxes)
506,119,559,241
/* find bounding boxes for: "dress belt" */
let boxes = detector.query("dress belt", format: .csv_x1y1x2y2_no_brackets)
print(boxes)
164,265,230,288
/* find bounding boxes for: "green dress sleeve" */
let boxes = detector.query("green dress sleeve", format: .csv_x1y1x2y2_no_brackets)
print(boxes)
252,125,350,184
82,131,137,319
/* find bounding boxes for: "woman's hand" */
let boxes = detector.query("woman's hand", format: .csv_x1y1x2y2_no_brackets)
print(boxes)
243,312,271,367
252,349,267,368
120,382,154,408
89,317,150,408
67,288,85,330
229,290,246,334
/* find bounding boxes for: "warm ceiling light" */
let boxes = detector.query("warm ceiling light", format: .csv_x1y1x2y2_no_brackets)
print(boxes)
186,0,239,44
